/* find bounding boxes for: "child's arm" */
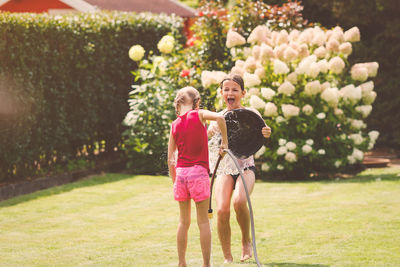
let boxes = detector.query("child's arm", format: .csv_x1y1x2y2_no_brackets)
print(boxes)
167,127,177,183
199,110,229,155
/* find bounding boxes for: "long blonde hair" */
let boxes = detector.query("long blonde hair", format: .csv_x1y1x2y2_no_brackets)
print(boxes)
173,86,201,116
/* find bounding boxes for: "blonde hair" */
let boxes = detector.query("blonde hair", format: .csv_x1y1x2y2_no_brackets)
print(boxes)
174,86,200,116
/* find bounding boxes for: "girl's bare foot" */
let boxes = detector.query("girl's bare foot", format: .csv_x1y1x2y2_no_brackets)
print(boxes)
240,241,252,262
223,256,233,263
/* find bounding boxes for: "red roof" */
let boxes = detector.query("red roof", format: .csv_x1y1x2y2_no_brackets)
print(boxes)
85,0,195,17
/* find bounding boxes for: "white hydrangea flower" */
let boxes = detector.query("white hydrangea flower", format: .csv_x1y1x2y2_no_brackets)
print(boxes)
285,152,297,162
304,80,321,96
277,146,288,155
264,102,278,117
278,81,295,95
363,91,377,105
316,112,326,119
340,84,362,104
248,25,270,44
226,29,246,48
306,139,314,145
248,88,260,96
302,104,313,115
276,29,289,45
355,105,372,118
360,81,374,95
344,26,360,42
252,45,261,59
282,104,300,118
279,138,287,146
334,108,344,116
298,43,309,58
261,88,276,100
306,62,321,78
250,95,266,110
302,144,312,154
318,149,326,155
286,72,298,84
286,141,297,151
157,35,175,54
314,46,327,59
273,59,290,74
296,55,317,74
321,87,340,107
284,46,298,62
289,29,300,42
347,155,356,164
277,164,284,170
353,62,379,78
317,59,329,73
334,160,342,168
255,67,266,79
339,42,352,55
352,148,364,161
368,130,380,142
350,133,364,145
230,66,245,77
326,38,340,52
329,56,345,74
351,65,369,82
244,72,262,87
312,28,326,46
276,116,285,123
261,163,270,172
298,28,313,44
201,70,227,88
350,119,366,130
260,43,274,61
254,145,266,159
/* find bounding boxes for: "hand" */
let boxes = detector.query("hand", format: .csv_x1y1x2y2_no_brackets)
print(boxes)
262,126,272,138
219,142,228,157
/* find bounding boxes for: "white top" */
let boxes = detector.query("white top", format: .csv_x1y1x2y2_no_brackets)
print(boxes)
208,108,261,176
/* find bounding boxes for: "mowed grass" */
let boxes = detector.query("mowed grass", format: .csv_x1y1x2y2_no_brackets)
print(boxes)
1,167,400,267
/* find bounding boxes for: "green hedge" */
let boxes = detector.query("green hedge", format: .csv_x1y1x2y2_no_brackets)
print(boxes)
0,11,184,180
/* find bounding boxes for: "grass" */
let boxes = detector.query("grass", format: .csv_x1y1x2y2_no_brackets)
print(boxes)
1,167,400,266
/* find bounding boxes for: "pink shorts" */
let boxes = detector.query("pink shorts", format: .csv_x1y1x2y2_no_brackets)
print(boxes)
174,165,210,203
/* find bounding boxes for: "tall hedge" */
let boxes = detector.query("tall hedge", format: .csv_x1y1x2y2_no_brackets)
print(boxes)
0,11,184,180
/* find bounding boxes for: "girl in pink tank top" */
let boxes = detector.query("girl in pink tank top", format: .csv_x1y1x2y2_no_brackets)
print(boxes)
167,86,228,267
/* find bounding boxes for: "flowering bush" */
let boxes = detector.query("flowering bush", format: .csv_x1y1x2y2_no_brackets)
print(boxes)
124,0,380,177
202,25,379,177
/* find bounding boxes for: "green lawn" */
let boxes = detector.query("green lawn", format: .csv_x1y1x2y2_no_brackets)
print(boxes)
1,167,400,266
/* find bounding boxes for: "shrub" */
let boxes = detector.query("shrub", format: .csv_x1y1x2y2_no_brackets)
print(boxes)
202,25,379,178
0,11,183,180
123,0,308,174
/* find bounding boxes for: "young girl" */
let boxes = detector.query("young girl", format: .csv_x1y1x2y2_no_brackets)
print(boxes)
208,74,271,263
168,86,229,267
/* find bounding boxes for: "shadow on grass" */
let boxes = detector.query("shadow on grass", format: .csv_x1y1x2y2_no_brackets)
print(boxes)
0,173,148,208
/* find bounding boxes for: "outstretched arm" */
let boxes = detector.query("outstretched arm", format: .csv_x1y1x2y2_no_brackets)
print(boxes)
199,110,229,156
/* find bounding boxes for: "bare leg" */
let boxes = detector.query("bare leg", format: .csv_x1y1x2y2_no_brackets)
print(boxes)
215,174,235,263
195,198,211,267
233,170,255,262
177,200,191,267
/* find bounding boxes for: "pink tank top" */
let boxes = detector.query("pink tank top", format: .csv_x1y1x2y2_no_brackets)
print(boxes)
171,110,209,173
